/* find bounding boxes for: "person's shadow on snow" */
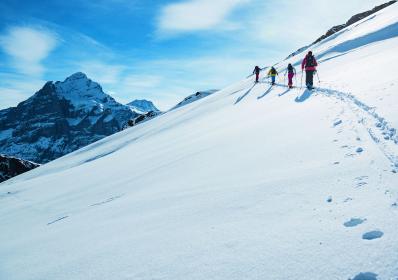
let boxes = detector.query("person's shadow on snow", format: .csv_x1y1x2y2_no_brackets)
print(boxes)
235,83,256,104
278,89,290,97
257,86,273,99
295,89,313,103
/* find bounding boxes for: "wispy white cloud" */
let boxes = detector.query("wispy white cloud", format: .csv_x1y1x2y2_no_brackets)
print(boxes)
0,72,45,109
157,0,249,35
123,74,162,89
76,61,125,85
0,26,58,76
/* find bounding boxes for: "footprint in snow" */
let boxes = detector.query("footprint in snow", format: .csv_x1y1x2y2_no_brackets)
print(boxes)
0,191,19,199
349,272,378,280
362,230,384,240
356,147,364,153
344,218,366,227
333,119,343,127
355,176,368,188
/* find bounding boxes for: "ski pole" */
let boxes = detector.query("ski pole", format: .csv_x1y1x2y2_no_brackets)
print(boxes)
315,70,321,88
300,71,303,89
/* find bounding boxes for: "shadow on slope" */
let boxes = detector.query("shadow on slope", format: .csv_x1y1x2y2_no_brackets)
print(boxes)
295,90,313,103
318,22,398,60
235,83,256,104
257,86,274,99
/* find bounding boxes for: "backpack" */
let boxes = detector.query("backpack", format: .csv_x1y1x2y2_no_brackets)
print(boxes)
305,55,315,67
270,68,277,75
288,64,294,73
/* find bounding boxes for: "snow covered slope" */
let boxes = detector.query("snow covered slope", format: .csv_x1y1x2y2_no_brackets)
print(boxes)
1,3,398,280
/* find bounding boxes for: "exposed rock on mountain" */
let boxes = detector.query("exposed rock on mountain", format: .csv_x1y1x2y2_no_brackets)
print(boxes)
172,90,218,110
0,72,137,163
0,154,39,183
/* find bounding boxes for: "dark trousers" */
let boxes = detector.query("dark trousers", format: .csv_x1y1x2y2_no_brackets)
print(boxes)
305,70,315,87
255,73,259,82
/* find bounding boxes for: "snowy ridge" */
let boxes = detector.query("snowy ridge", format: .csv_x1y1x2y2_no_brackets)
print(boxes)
126,99,160,114
1,3,398,280
171,89,219,110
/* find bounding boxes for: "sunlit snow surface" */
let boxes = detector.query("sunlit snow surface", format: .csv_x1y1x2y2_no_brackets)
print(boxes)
1,4,398,280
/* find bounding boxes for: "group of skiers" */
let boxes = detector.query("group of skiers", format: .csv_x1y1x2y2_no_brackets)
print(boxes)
252,51,318,90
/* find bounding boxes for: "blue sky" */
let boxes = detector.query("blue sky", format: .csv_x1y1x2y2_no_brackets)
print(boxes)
0,0,388,110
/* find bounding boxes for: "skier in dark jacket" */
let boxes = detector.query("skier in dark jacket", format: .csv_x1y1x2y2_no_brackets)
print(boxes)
253,66,261,83
301,51,318,89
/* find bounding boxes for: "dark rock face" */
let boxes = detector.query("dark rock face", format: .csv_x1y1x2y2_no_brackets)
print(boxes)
286,1,397,59
0,154,39,183
124,111,161,129
0,72,137,163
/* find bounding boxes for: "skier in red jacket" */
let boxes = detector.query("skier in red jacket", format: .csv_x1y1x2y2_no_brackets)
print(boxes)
301,51,318,90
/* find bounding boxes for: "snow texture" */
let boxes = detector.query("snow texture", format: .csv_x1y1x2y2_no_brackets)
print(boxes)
1,3,398,280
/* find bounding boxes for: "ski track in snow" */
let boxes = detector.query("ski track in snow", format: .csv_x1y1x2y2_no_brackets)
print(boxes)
264,80,398,172
313,86,398,172
90,195,124,207
47,215,68,225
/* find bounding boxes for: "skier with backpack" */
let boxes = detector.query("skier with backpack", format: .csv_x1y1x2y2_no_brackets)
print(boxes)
301,51,318,90
253,66,261,83
267,67,279,85
285,63,296,89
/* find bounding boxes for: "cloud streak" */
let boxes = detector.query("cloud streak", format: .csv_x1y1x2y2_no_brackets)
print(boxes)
157,0,248,35
0,26,58,76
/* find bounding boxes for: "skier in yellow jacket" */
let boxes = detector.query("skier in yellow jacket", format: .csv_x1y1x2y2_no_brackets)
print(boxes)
267,67,279,85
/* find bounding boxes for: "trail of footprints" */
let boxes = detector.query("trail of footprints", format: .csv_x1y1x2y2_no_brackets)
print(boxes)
317,86,398,172
324,91,393,280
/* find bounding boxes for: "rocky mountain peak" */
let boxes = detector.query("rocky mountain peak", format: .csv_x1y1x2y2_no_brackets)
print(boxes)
127,99,160,114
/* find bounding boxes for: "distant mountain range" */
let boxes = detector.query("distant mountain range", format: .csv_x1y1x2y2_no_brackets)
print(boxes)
0,72,158,164
127,99,160,114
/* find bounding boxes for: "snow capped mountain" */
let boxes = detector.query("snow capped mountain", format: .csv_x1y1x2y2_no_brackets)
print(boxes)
171,89,219,110
1,3,398,280
0,155,39,183
0,72,137,163
127,99,160,114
